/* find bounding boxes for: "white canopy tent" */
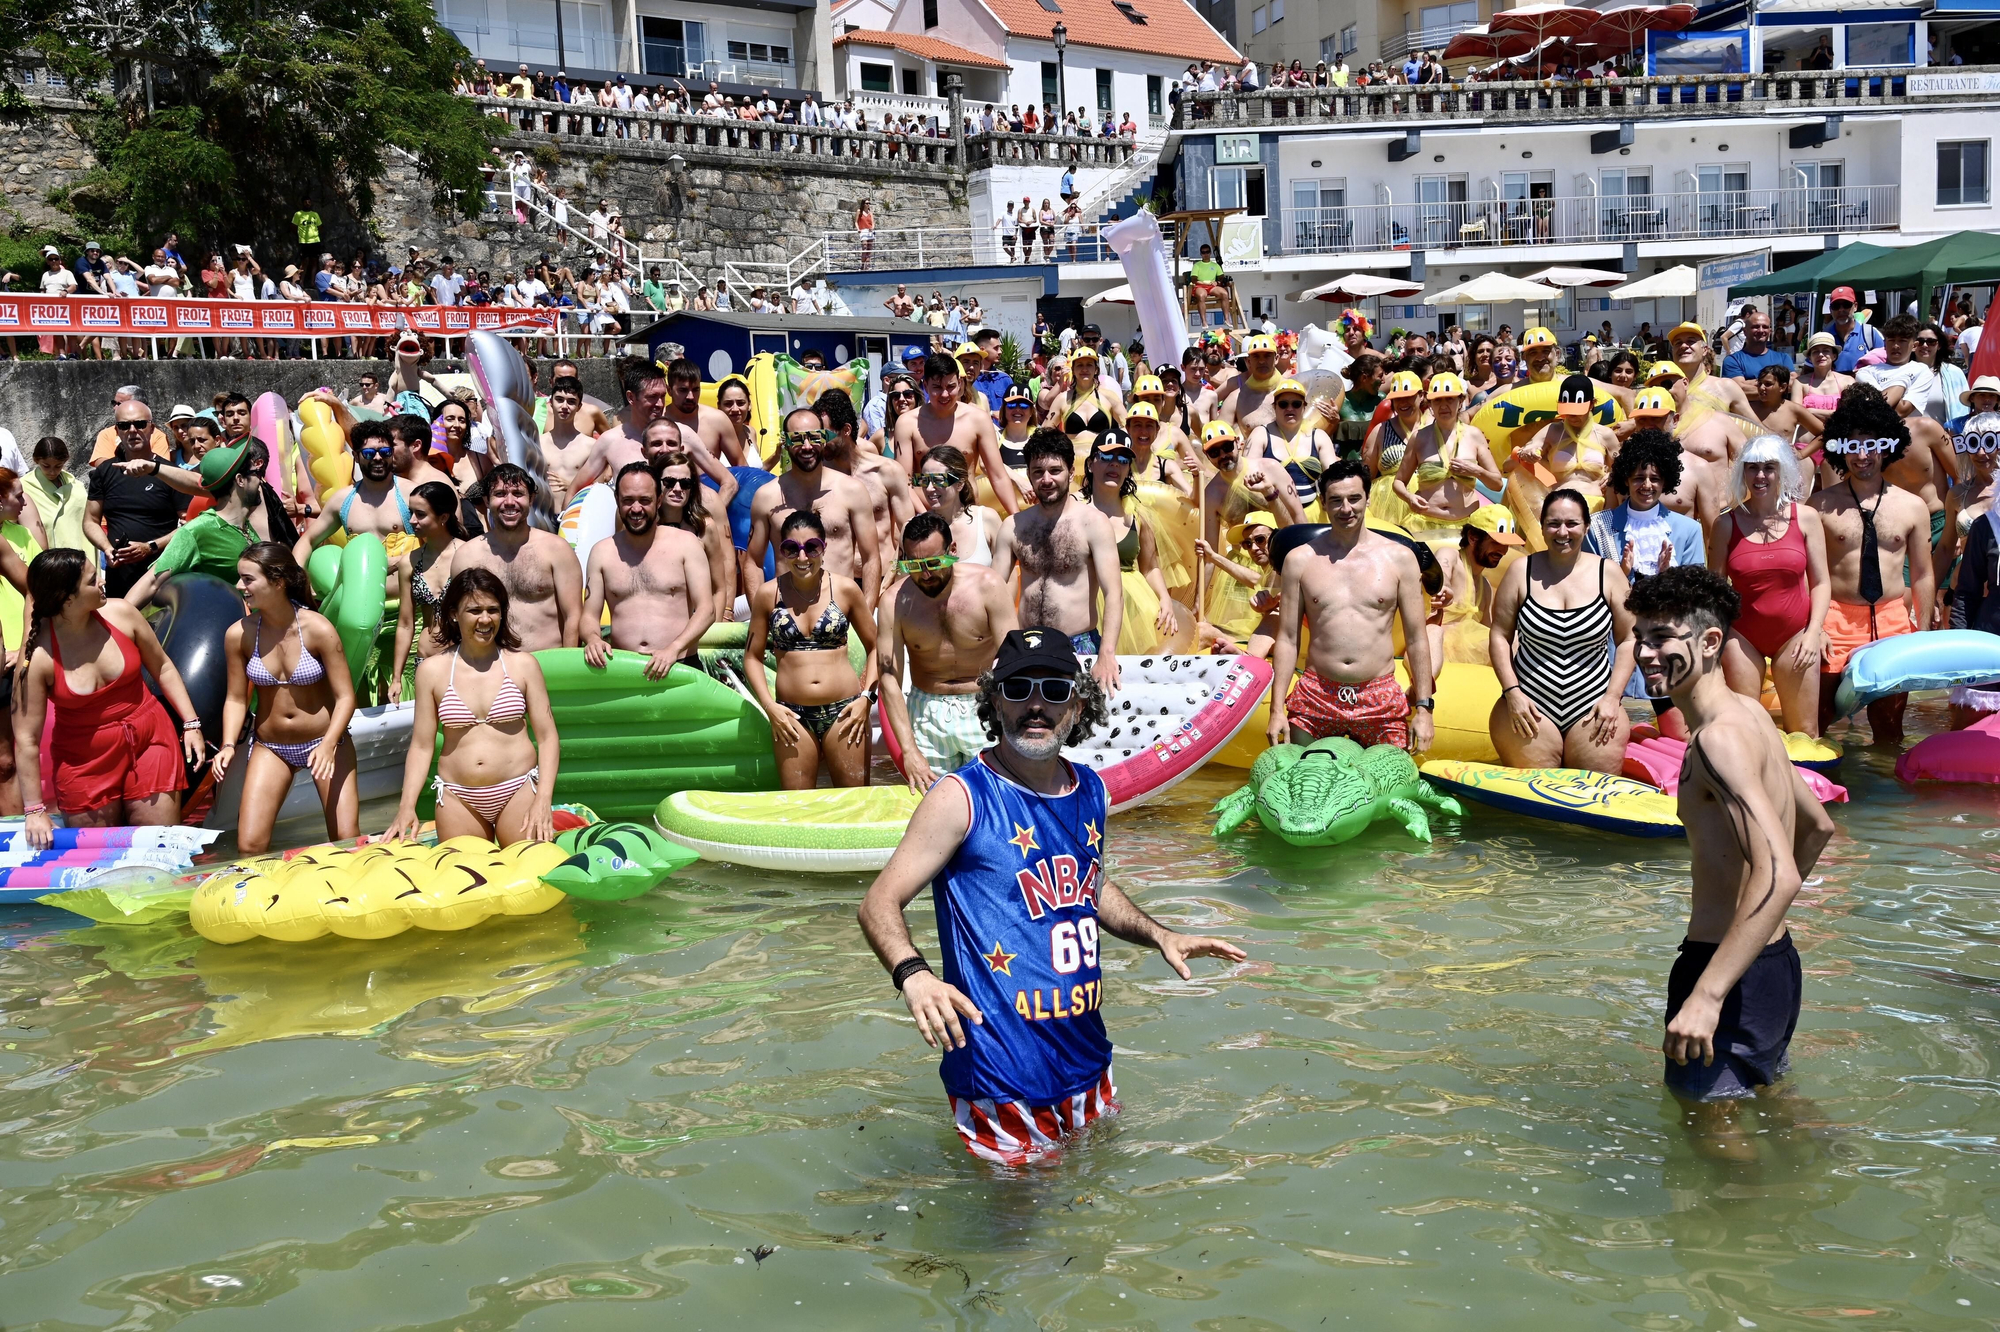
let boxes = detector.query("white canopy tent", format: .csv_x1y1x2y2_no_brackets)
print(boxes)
1422,273,1564,306
1083,283,1134,307
1609,266,1699,299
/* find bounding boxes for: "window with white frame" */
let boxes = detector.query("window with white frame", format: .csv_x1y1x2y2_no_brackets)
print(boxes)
1793,160,1843,189
1214,165,1267,217
1939,141,1990,206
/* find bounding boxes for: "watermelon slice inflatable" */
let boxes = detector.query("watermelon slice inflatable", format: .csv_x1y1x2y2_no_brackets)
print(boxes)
880,653,1273,814
655,786,923,873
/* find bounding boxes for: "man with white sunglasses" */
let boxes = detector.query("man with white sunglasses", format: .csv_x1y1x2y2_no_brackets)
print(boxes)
859,628,1245,1167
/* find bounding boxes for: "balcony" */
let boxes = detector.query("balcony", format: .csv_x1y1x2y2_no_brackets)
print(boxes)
1175,65,2000,130
1278,184,1899,256
442,18,632,75
1380,22,1479,66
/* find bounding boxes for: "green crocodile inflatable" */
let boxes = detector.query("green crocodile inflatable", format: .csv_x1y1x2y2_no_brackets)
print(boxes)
1210,737,1461,846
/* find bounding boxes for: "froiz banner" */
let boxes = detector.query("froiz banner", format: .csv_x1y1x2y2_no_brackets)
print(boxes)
0,298,557,336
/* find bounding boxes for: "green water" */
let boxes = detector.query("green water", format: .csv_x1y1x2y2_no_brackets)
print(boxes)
4,703,1999,1329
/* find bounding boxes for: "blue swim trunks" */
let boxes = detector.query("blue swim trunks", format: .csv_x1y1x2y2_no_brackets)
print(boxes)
1664,934,1801,1101
1069,631,1101,655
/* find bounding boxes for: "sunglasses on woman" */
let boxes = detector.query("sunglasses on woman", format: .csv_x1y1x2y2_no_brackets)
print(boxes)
660,475,694,492
999,676,1075,703
1098,449,1135,465
896,553,958,574
888,389,918,401
779,537,826,558
913,472,964,487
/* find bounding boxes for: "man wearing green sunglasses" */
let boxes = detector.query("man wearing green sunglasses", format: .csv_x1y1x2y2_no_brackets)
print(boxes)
878,511,1018,792
747,405,880,606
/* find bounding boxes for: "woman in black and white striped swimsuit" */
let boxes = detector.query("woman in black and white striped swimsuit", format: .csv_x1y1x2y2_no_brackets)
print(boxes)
1488,488,1639,774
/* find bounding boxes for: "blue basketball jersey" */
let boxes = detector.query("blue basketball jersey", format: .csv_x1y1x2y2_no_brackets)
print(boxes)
933,756,1114,1105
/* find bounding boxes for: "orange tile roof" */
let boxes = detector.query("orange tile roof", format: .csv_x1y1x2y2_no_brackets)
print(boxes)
834,30,1013,70
979,0,1240,64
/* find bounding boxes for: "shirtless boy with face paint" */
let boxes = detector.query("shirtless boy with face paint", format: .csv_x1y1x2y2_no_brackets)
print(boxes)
1628,564,1834,1127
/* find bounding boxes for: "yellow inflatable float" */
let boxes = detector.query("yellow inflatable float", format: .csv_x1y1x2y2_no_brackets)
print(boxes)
190,837,569,944
1471,379,1624,465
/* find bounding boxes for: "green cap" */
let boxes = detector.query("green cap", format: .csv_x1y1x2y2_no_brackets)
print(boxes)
198,442,253,495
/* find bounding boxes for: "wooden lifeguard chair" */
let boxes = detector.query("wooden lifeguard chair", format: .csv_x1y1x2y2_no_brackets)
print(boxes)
1160,207,1249,333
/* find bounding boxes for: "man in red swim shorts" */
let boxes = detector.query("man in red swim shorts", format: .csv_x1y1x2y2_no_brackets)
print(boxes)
1809,389,1933,743
1266,458,1436,754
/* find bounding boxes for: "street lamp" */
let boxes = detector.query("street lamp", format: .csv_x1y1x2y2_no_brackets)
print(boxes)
1051,21,1067,119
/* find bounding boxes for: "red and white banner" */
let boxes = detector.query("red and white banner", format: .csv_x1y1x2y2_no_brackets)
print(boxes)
0,297,558,338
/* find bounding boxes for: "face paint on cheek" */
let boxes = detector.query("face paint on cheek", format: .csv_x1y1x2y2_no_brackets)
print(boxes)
1654,637,1695,689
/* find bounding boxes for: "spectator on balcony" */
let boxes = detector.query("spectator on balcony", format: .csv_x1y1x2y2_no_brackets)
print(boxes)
1238,57,1260,90
855,200,876,269
1018,196,1038,260
997,202,1018,263
713,279,735,313
1062,202,1084,261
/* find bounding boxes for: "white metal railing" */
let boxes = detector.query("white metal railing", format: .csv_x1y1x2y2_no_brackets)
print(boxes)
1178,64,2000,128
851,89,952,123
819,221,1174,271
725,238,829,298
1380,22,1480,65
1072,129,1168,223
1275,184,1900,255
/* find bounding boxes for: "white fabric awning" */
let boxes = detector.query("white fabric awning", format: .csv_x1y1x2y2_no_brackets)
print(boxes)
1083,284,1134,307
1608,265,1699,299
1293,273,1426,302
1523,265,1632,288
1422,273,1565,305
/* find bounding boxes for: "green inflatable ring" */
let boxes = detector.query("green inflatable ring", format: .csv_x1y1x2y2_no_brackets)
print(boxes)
655,787,921,873
316,535,389,682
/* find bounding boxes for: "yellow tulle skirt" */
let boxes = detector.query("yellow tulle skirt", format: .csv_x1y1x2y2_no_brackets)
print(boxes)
1137,479,1198,597
1118,570,1196,655
1203,571,1265,642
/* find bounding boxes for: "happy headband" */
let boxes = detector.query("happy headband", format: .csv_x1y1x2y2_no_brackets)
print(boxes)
1823,436,1901,456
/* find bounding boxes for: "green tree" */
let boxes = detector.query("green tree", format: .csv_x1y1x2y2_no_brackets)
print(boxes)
2,0,501,248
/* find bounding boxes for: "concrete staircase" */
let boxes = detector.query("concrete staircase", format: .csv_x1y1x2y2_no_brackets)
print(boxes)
1075,133,1166,227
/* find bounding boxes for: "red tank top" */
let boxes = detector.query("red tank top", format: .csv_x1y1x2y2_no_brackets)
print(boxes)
48,613,151,744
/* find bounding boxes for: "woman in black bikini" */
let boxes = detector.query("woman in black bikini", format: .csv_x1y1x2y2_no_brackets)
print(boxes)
1044,345,1125,455
742,510,878,789
387,482,468,704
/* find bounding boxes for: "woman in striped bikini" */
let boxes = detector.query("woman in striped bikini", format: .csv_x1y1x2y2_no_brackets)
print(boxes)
1488,489,1639,774
213,544,360,855
386,568,561,846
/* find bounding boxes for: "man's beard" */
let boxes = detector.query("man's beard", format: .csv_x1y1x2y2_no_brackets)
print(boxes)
622,512,657,534
1002,708,1065,760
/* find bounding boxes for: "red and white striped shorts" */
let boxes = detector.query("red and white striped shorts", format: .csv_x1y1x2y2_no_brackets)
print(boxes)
948,1067,1120,1167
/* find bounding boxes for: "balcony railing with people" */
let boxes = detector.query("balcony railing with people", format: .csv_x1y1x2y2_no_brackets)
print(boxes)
820,221,1175,272
1278,184,1900,256
467,94,961,170
964,133,1141,170
1176,65,1999,129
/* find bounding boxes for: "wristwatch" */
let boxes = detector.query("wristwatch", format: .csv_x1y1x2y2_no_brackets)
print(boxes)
1411,698,1436,711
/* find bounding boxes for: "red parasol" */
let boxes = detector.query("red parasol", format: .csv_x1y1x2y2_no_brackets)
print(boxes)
1578,3,1698,53
1488,5,1603,45
1442,24,1538,62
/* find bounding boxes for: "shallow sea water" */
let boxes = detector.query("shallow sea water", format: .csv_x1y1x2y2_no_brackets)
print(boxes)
3,698,1999,1330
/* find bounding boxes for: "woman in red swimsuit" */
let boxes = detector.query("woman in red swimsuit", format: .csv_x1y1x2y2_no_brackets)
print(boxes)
1707,436,1832,736
12,548,206,848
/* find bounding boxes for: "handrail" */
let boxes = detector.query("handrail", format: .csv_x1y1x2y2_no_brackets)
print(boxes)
1173,64,2000,129
466,94,962,170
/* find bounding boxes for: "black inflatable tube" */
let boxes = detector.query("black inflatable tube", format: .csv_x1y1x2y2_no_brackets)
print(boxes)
144,572,242,745
1268,523,1444,596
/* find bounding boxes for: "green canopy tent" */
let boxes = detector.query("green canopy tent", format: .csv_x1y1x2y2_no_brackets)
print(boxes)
1728,243,1889,300
1819,231,2000,320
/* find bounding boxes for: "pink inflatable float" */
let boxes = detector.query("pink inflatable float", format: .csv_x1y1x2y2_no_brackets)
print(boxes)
1896,712,2000,784
1624,733,1848,804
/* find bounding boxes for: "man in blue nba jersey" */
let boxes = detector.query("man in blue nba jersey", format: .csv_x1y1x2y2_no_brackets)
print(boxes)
860,629,1246,1166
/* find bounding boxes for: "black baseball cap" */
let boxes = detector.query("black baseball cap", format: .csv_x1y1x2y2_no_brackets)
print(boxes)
992,628,1080,681
1081,323,1102,338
